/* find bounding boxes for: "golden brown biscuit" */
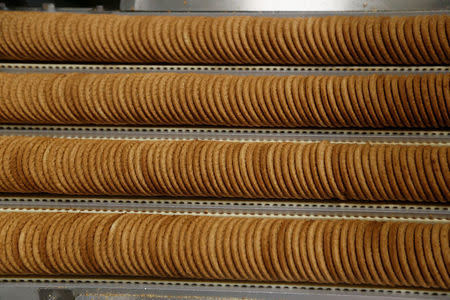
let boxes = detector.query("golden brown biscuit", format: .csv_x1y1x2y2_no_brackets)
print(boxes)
245,218,265,281
315,220,334,283
405,223,428,287
414,224,438,288
355,221,374,284
363,222,383,285
339,221,358,284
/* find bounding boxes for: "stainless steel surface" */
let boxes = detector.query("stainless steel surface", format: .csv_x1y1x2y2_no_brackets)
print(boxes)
0,125,448,143
120,0,450,12
0,277,448,300
1,195,448,219
2,63,449,75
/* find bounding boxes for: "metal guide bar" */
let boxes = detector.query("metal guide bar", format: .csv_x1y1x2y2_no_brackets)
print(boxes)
0,205,448,223
2,5,450,16
0,125,448,143
1,63,449,75
0,277,448,299
0,195,448,219
120,0,450,13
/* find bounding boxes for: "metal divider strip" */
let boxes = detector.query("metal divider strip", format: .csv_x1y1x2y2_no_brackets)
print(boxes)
1,63,449,75
0,206,448,223
0,277,448,298
0,196,448,219
0,125,448,143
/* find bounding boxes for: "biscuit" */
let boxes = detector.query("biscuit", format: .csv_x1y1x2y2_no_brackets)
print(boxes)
190,17,214,64
19,213,42,273
216,217,237,279
384,144,404,201
261,218,278,280
44,213,70,273
289,18,313,64
207,141,227,195
276,220,295,281
93,213,118,274
253,218,272,280
283,220,303,281
435,16,449,64
191,216,213,278
378,222,402,286
33,212,59,274
203,17,226,63
361,144,382,200
305,17,326,64
329,220,348,283
439,224,449,279
305,76,327,127
346,221,364,283
412,16,432,64
316,220,335,282
363,222,383,285
341,76,363,127
210,17,231,63
391,75,411,127
169,17,190,63
387,222,407,285
148,215,170,276
279,143,300,198
404,16,425,64
1,212,449,288
427,74,445,127
392,144,414,201
245,218,265,281
423,146,445,202
260,18,280,64
421,74,439,128
420,16,440,63
397,222,418,286
0,13,447,64
412,75,431,127
369,16,392,64
406,223,428,287
70,213,91,274
218,17,240,64
274,18,296,64
176,17,202,63
272,76,294,125
114,214,137,274
230,217,250,279
305,220,326,283
111,214,132,277
431,224,450,285
423,224,448,287
356,75,378,127
355,221,374,284
170,215,191,277
0,213,18,273
157,216,179,277
235,218,254,279
396,17,418,64
138,214,165,276
354,143,375,200
414,224,438,288
116,16,139,62
399,145,422,201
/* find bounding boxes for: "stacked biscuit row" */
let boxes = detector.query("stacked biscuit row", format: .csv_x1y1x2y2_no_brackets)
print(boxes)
0,136,448,202
1,72,448,128
0,12,449,64
0,211,448,289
